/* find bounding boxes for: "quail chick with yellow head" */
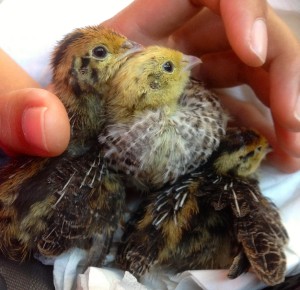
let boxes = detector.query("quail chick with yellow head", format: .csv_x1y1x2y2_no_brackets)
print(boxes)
0,25,142,268
116,127,288,286
99,46,228,190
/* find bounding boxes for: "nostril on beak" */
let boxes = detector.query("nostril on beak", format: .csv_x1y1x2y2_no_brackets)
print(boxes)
182,55,202,71
122,40,143,51
119,40,144,60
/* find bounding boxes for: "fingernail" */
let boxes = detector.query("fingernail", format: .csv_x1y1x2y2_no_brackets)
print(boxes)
250,18,267,64
22,107,49,152
295,94,300,122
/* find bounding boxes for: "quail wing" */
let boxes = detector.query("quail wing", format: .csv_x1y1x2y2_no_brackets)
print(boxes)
0,146,125,268
116,128,288,286
116,174,237,277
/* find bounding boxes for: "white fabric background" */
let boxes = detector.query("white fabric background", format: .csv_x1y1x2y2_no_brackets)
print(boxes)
1,1,300,289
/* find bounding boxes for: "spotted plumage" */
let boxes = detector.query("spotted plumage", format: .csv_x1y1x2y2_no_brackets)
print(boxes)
0,25,141,267
99,46,228,190
116,128,288,286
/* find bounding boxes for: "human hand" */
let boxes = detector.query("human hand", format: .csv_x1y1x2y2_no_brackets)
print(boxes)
0,88,70,157
0,48,70,157
103,0,300,172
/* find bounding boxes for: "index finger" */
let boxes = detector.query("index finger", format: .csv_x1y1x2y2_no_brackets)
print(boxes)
103,0,203,45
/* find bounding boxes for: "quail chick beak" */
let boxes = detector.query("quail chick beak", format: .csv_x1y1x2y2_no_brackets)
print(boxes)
265,145,273,155
118,40,144,60
182,54,202,71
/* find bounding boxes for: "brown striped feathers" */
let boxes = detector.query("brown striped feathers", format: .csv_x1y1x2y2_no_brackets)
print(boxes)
116,128,288,286
0,26,140,268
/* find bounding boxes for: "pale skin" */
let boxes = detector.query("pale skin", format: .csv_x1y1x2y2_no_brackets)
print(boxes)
0,0,300,172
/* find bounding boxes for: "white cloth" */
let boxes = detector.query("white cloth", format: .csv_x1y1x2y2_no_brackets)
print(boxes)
1,1,300,289
77,268,148,290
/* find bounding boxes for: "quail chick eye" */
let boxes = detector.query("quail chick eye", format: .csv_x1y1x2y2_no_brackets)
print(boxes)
240,150,255,162
162,61,174,73
92,46,108,59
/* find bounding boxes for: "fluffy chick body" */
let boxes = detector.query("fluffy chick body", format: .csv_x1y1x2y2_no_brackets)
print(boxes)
52,25,142,152
99,46,228,190
116,127,288,286
0,26,140,267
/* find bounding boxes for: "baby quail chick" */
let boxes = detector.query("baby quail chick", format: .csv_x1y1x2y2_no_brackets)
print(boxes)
99,46,228,190
52,25,142,152
116,127,288,286
0,25,141,267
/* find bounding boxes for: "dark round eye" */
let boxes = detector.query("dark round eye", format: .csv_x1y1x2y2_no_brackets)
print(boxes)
92,46,108,59
162,61,174,73
239,150,255,161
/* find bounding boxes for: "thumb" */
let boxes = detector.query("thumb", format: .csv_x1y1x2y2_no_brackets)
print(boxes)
195,0,268,67
0,88,70,157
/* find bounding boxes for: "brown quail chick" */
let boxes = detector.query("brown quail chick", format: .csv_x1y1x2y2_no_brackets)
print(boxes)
116,127,288,286
99,46,228,190
0,25,142,268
